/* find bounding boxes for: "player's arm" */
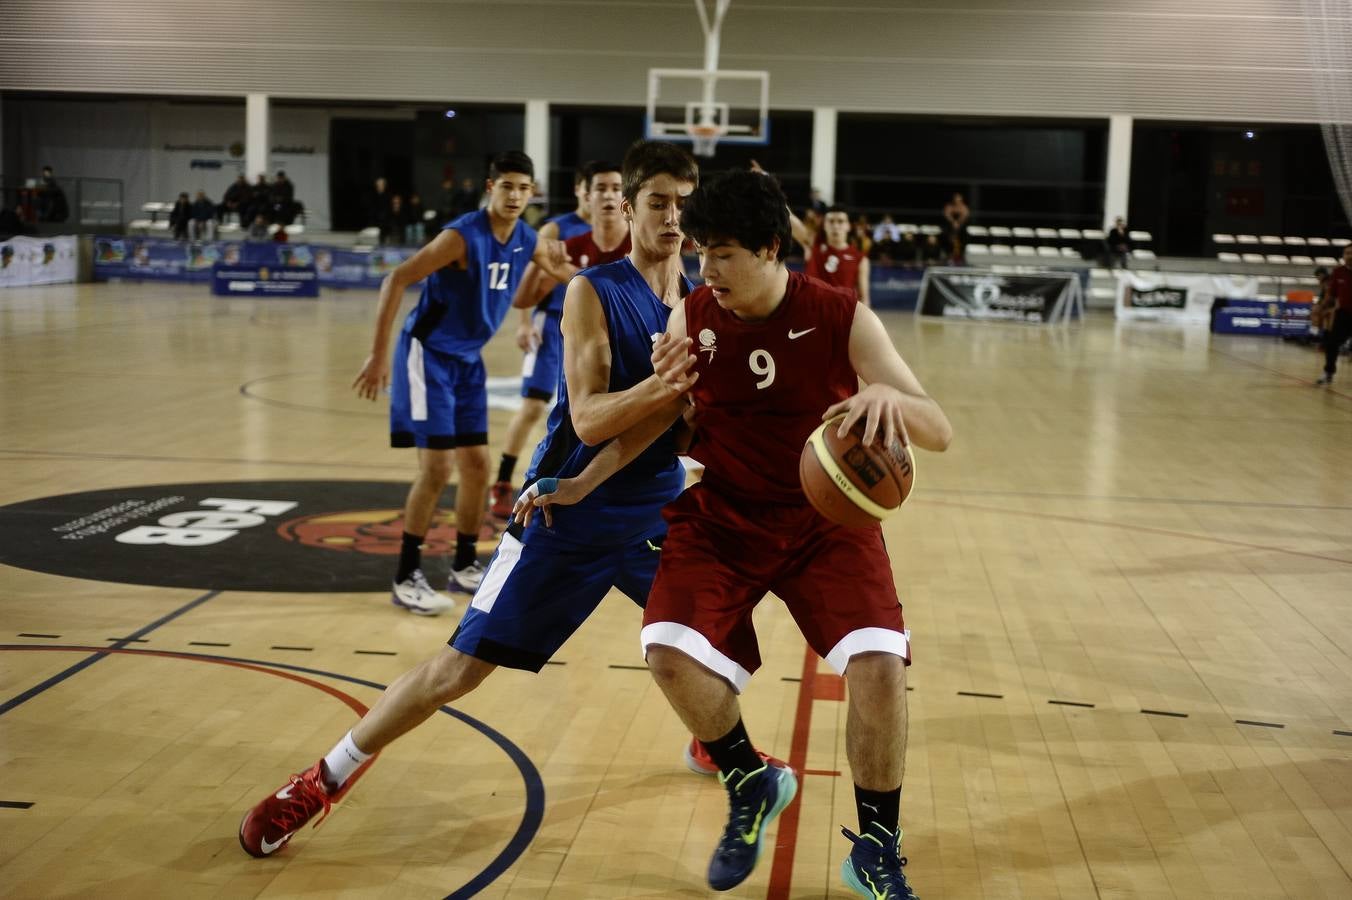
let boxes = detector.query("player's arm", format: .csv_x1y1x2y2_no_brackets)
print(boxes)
563,281,696,446
823,303,953,452
513,396,687,528
352,228,466,400
856,256,871,307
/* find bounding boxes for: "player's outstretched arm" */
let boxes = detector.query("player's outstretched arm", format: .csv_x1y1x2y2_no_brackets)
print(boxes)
857,256,872,308
824,303,953,452
531,236,576,284
510,260,561,310
513,396,687,528
563,279,693,446
353,228,466,401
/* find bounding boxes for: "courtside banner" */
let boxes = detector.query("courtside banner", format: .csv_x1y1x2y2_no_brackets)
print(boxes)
1115,272,1257,323
917,268,1080,323
0,235,78,288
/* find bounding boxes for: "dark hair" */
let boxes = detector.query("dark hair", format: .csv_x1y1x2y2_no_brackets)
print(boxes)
276,170,286,177
1315,266,1331,278
582,160,622,190
572,163,590,186
621,140,698,205
489,150,534,181
823,204,850,218
681,169,792,261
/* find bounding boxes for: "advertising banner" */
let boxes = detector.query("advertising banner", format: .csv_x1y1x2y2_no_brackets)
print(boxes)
917,268,1082,323
0,235,79,288
1115,272,1258,323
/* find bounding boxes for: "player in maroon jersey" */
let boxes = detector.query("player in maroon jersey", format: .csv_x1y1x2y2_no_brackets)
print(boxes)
792,204,871,305
519,170,951,896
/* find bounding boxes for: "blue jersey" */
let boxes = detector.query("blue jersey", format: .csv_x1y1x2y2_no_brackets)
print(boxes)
542,211,591,312
524,257,691,543
402,209,538,359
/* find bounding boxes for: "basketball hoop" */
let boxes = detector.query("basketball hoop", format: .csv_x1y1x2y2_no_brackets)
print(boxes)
687,123,725,157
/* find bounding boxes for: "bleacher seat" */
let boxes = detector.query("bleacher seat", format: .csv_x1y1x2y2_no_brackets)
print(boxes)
149,220,170,233
1013,245,1037,257
1306,237,1331,248
218,222,241,235
1290,255,1314,266
897,223,918,234
1284,236,1307,248
1265,253,1289,264
988,226,1012,239
1236,234,1259,245
1131,249,1157,261
1256,275,1277,285
1012,226,1036,240
1090,286,1116,302
1242,253,1266,263
1212,233,1236,244
1217,251,1242,263
1059,246,1079,259
919,224,942,236
1082,228,1105,241
989,244,1012,255
966,243,990,255
1259,235,1283,246
284,223,306,236
966,225,988,238
128,218,153,234
1036,246,1059,258
1315,256,1338,267
1035,227,1058,241
1128,230,1152,243
1091,268,1111,279
1058,227,1082,241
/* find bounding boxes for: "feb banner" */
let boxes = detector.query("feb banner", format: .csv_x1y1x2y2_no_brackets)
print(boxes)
917,268,1082,323
1115,272,1258,323
0,235,78,288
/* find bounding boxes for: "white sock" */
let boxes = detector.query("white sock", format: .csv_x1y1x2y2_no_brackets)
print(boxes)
321,730,373,789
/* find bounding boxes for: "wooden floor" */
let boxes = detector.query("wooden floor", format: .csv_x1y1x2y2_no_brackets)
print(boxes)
1,280,1350,899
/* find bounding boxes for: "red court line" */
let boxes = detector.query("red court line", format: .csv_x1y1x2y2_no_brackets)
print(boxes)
3,645,378,800
766,645,821,900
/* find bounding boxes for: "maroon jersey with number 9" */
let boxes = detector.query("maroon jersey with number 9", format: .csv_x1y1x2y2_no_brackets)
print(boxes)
684,271,859,504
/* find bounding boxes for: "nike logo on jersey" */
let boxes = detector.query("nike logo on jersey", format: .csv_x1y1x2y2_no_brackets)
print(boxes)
513,247,524,252
260,832,293,854
788,327,816,339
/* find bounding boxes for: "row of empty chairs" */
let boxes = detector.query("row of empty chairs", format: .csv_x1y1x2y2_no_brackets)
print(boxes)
128,201,305,237
968,225,1147,244
1213,234,1346,268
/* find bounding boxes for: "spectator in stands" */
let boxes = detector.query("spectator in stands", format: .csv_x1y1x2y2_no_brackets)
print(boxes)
405,193,426,245
246,213,271,242
852,216,873,257
807,188,827,216
896,230,920,268
435,177,457,223
189,190,216,241
921,233,946,266
449,177,480,217
169,192,193,241
1316,245,1352,385
1106,216,1131,268
270,170,299,225
366,176,393,234
36,166,70,223
943,192,970,262
248,173,271,224
385,194,408,245
221,174,250,225
872,213,901,244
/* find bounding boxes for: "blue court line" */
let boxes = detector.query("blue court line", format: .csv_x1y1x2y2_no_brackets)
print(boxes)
0,589,220,716
0,643,544,898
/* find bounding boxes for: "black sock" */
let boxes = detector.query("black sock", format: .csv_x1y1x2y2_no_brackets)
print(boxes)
855,784,900,836
702,718,762,781
396,531,423,583
453,532,478,570
496,454,518,485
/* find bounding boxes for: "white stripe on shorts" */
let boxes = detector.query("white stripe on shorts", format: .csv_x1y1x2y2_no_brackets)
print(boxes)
640,621,753,693
520,309,546,379
408,337,428,422
825,627,911,675
471,531,524,615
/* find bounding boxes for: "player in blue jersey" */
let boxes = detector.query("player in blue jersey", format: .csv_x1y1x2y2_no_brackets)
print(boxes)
351,151,571,616
240,141,718,859
490,161,621,520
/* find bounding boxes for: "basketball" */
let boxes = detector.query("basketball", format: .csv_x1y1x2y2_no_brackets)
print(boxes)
799,414,915,528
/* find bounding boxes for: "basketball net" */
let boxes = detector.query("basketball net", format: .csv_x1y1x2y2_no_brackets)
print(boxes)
687,124,724,157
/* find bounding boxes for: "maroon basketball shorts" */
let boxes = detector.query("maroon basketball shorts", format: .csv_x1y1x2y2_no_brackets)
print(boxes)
641,482,909,692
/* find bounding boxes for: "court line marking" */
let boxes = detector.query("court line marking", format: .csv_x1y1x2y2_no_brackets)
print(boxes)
766,647,820,900
0,448,408,472
0,644,544,900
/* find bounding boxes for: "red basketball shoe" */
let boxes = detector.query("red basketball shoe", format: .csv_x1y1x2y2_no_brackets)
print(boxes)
489,481,516,520
239,760,334,857
683,737,788,776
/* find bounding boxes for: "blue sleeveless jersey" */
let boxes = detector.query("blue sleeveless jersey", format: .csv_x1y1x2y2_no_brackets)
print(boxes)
542,211,591,312
402,209,538,359
524,257,690,543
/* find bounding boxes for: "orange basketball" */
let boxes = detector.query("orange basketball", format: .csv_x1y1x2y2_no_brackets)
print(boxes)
799,414,915,528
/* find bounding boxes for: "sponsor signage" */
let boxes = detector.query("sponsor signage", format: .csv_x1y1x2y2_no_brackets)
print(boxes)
0,481,498,592
917,269,1081,323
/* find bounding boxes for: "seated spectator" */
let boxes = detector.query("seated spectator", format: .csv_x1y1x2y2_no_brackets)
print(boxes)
0,204,22,239
920,233,945,265
37,166,70,223
366,177,393,234
896,231,920,268
1105,216,1131,268
943,192,970,232
189,190,216,241
449,177,480,217
246,213,271,242
247,173,271,225
269,170,300,225
385,194,406,245
169,192,193,241
872,213,900,244
852,217,874,258
405,193,426,245
221,174,250,225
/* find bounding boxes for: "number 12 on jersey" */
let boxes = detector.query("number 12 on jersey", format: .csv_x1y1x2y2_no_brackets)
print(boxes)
487,262,511,290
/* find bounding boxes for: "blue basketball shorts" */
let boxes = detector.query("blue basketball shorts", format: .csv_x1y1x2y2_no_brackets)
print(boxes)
448,521,666,671
389,332,489,449
520,309,562,402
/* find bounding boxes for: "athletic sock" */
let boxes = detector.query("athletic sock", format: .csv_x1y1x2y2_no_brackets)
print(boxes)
320,730,373,791
855,784,901,836
496,454,518,485
703,718,763,781
453,532,478,570
396,531,423,583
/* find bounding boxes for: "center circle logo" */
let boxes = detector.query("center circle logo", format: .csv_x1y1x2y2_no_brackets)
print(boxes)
0,480,499,592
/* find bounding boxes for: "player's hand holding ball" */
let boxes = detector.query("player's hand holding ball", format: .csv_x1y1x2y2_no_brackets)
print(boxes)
800,384,916,528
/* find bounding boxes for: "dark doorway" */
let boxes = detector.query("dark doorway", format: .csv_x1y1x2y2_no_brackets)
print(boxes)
330,118,415,231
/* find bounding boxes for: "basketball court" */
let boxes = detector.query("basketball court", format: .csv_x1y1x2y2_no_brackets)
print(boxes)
1,277,1349,898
